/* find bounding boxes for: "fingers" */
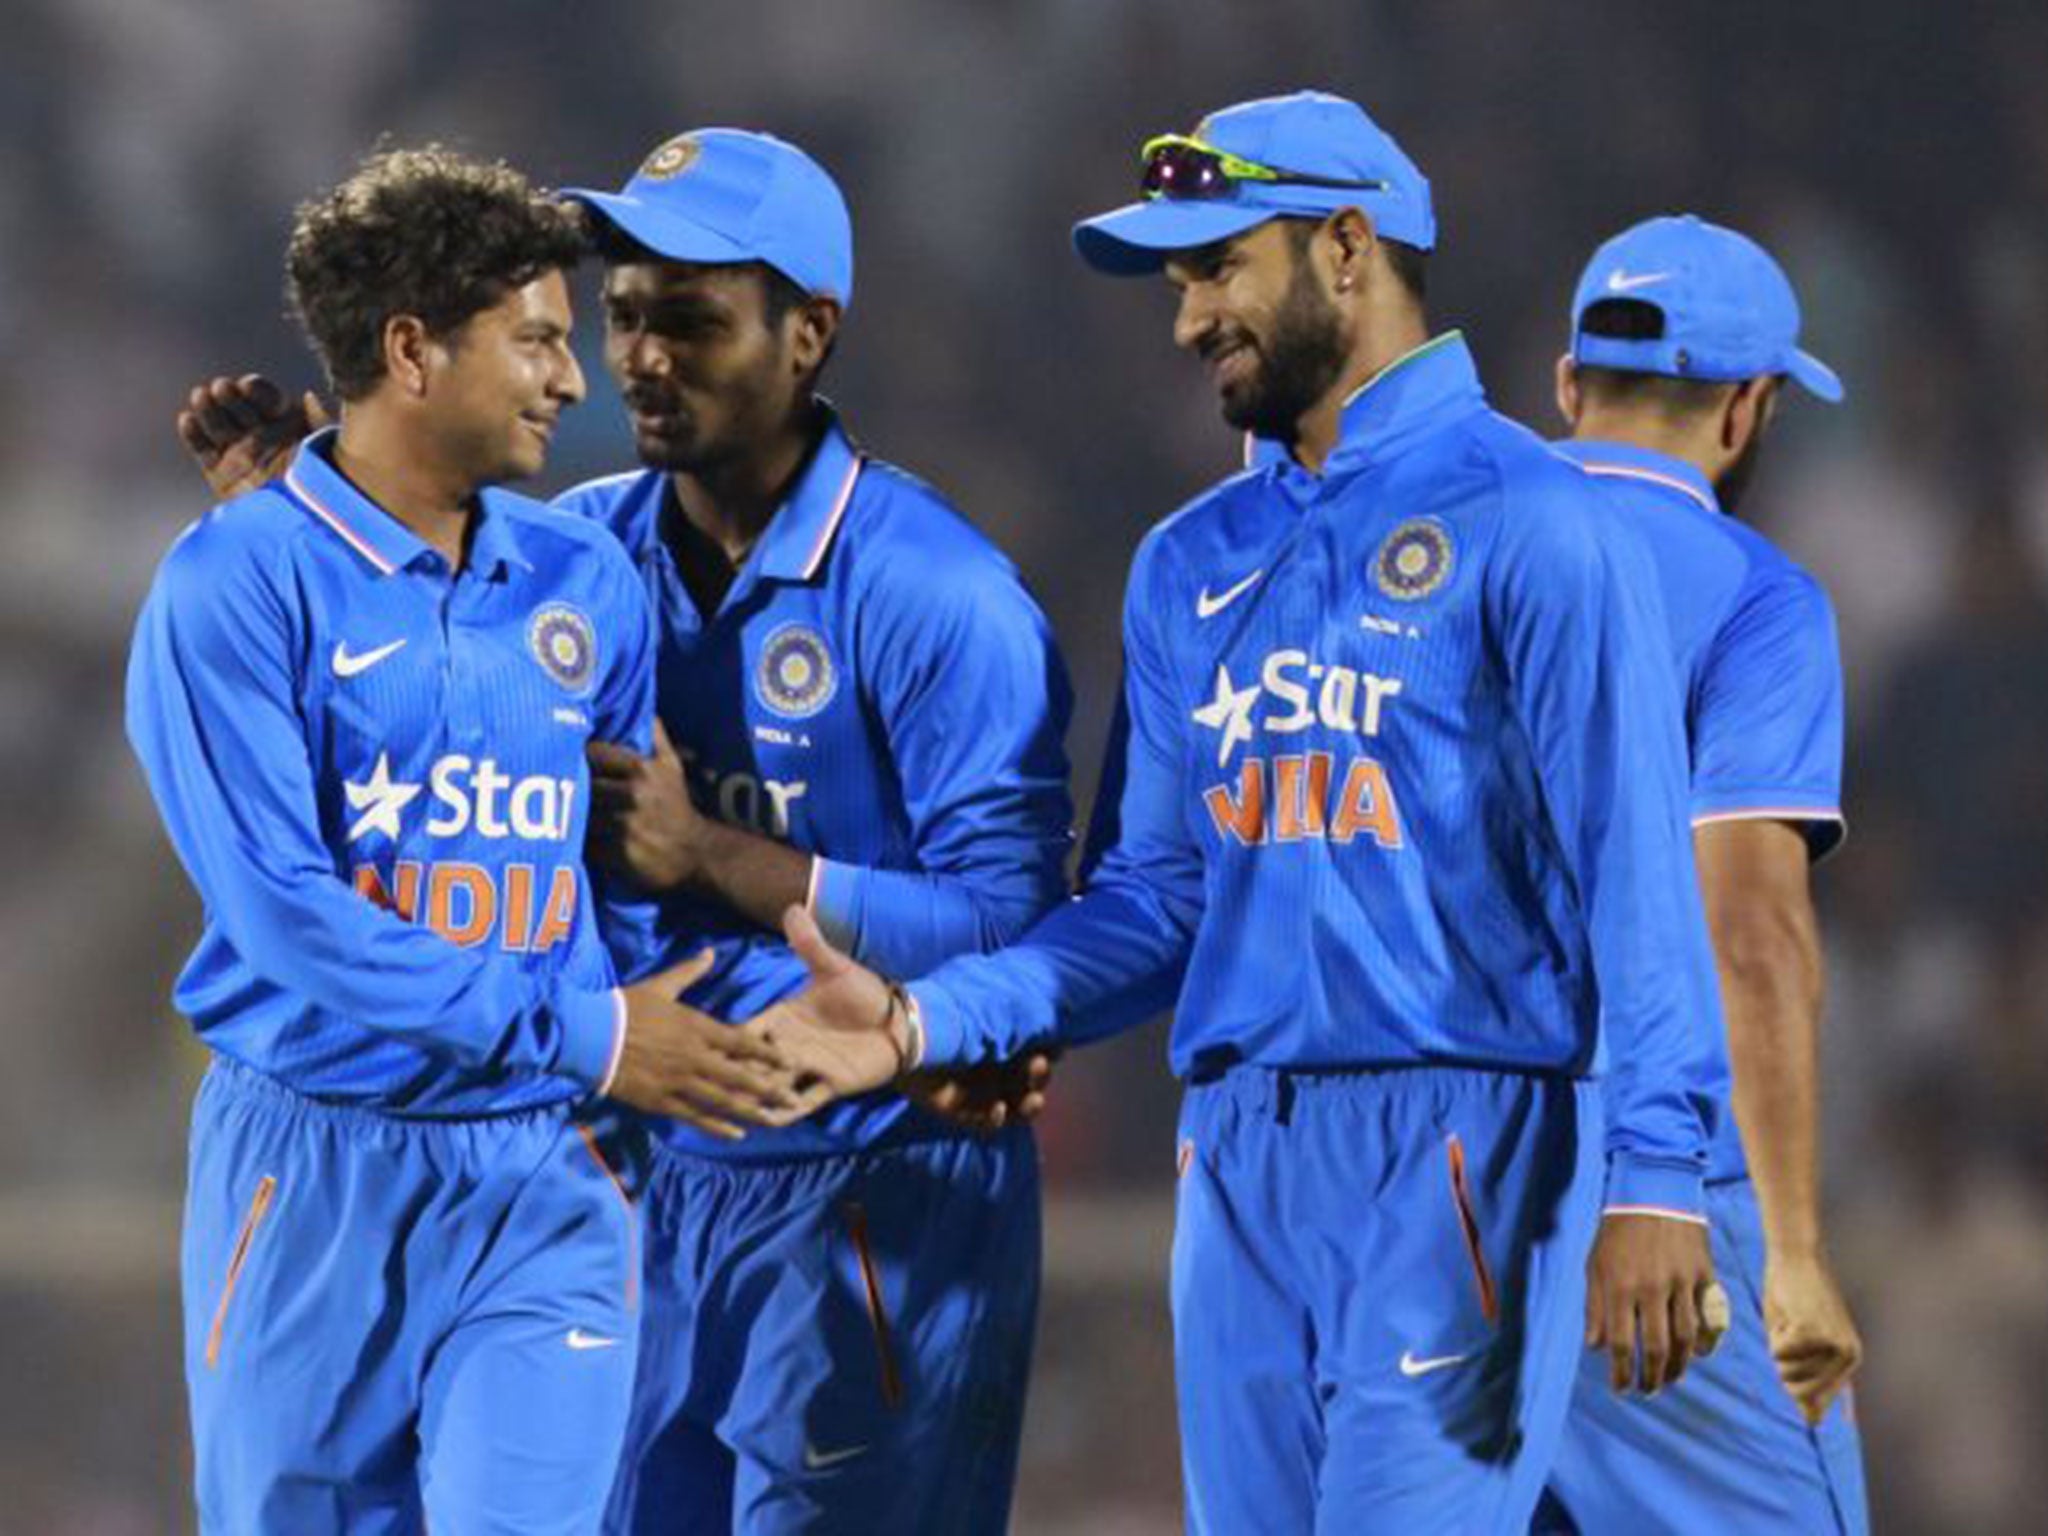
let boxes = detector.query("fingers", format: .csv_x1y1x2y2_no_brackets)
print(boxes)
1697,1279,1730,1357
1774,1332,1857,1425
1635,1288,1672,1394
195,374,282,437
651,717,681,766
587,776,639,812
646,951,717,998
782,904,846,981
230,374,289,417
1662,1285,1697,1391
586,739,645,777
175,406,218,461
716,1018,790,1070
668,947,718,991
1608,1318,1635,1395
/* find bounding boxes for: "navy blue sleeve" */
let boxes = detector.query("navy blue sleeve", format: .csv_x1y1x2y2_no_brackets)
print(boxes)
911,528,1205,1064
1487,479,1727,1218
809,536,1075,976
124,515,624,1084
1690,570,1846,858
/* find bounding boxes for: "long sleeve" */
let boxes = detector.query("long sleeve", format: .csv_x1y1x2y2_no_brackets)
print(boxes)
809,546,1074,976
125,519,624,1086
1487,493,1727,1217
911,531,1205,1065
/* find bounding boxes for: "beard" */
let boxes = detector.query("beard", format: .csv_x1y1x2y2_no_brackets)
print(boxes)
1212,258,1351,440
1714,429,1768,515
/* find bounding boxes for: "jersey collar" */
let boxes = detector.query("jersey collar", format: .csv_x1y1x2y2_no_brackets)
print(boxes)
1248,330,1487,477
1553,438,1721,515
748,402,865,584
283,427,533,579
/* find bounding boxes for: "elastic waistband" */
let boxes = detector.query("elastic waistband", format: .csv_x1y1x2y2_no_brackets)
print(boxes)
1183,1061,1584,1120
202,1052,579,1137
643,1115,1032,1190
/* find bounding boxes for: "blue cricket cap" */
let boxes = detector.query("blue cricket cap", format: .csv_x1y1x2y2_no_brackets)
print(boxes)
1570,214,1842,402
564,129,854,307
1074,90,1435,276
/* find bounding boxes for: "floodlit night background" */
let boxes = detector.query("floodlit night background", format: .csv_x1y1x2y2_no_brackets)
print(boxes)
2,2,2044,1530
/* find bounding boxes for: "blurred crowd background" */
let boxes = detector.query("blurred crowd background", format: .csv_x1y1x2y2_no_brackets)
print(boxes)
2,1,2043,1531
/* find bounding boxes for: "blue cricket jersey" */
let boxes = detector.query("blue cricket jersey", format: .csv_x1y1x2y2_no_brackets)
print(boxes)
554,407,1074,1162
127,429,655,1116
1559,438,1846,1185
913,335,1728,1215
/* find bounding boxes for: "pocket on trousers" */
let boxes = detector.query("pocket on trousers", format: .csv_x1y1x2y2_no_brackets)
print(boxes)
839,1199,905,1410
205,1174,278,1369
1445,1135,1500,1328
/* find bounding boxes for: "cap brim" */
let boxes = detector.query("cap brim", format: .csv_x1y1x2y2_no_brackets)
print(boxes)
1072,199,1277,275
562,188,753,267
1786,348,1845,403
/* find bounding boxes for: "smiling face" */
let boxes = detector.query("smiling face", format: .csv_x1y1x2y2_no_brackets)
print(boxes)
424,268,586,484
601,259,813,474
1164,218,1352,439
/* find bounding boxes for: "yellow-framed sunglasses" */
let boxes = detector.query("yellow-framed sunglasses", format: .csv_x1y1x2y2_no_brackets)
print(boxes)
1138,134,1390,200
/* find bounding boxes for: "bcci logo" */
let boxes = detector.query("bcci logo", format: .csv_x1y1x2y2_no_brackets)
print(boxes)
638,134,703,182
755,623,837,719
527,603,598,695
1373,518,1454,602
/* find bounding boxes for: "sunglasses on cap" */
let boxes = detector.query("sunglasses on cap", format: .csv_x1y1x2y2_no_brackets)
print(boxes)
1139,133,1390,201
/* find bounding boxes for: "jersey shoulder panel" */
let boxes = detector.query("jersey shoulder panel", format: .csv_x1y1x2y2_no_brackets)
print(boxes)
1142,463,1272,555
835,456,1031,591
550,468,662,550
157,484,316,600
1452,412,1611,562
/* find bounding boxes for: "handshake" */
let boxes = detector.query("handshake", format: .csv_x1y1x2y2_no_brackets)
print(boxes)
606,907,1051,1139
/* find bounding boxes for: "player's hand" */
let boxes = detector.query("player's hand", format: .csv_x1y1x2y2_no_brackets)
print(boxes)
587,721,707,894
903,1052,1054,1134
746,907,911,1108
1585,1212,1724,1396
607,950,804,1137
176,374,328,501
1763,1249,1862,1425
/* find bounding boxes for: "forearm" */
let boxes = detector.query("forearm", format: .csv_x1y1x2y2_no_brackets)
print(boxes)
1717,929,1827,1258
675,818,813,934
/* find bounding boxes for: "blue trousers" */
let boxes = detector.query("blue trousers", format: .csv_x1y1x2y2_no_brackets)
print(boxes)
1533,1177,1869,1535
1172,1065,1603,1535
183,1057,639,1534
605,1123,1040,1534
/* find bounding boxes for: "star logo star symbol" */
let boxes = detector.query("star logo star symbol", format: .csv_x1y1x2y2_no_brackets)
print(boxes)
1191,664,1262,766
343,752,421,843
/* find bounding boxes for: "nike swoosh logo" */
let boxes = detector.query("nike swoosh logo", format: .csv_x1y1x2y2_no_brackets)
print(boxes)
332,638,407,678
565,1328,621,1351
1398,1348,1475,1378
801,1442,869,1471
1605,268,1672,294
1196,569,1264,619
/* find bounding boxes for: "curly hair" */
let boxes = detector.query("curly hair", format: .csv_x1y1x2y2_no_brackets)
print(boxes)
286,145,590,401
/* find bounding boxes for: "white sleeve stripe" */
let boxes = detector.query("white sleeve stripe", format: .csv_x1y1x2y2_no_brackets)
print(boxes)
1601,1204,1710,1226
1691,806,1843,827
596,987,628,1097
804,855,826,914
